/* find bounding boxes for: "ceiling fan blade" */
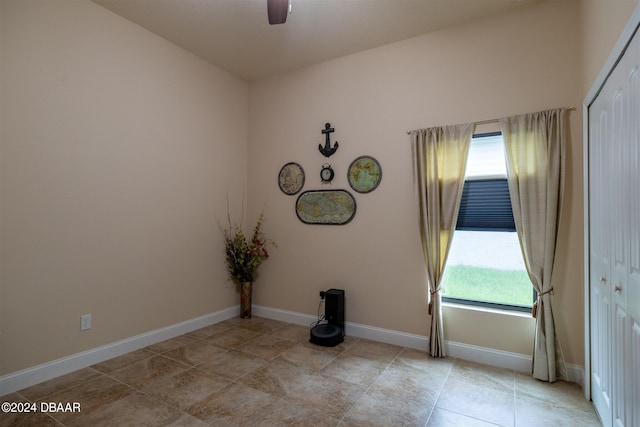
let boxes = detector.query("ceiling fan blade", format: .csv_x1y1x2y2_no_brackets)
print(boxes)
267,0,288,25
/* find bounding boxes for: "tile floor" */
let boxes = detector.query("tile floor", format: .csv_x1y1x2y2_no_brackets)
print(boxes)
1,316,601,426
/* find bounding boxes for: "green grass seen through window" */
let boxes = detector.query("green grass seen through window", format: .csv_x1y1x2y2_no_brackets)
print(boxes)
441,265,533,307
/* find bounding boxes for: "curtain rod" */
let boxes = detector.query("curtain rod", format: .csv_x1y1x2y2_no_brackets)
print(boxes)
406,107,576,134
474,118,499,126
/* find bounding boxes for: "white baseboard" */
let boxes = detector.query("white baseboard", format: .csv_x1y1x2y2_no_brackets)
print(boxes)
445,340,584,385
1,304,584,396
253,305,585,386
564,363,585,386
0,306,239,397
252,305,430,351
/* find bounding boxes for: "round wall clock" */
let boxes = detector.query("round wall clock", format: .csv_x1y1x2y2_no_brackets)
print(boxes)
348,155,382,193
320,164,334,183
278,162,305,195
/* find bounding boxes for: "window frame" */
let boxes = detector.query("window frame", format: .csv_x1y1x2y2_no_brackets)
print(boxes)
441,132,535,313
442,293,536,313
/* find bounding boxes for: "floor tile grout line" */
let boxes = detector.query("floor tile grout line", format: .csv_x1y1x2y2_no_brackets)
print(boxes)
99,368,222,426
9,318,596,427
337,344,432,425
429,407,507,427
434,360,519,427
336,349,398,424
35,371,140,427
223,332,394,425
513,368,517,427
14,367,104,404
423,353,456,427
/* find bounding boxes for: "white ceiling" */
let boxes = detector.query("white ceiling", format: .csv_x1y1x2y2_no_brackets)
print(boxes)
93,0,539,82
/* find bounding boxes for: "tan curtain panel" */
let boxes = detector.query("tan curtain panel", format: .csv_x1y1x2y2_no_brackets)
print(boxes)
499,108,569,382
410,123,473,357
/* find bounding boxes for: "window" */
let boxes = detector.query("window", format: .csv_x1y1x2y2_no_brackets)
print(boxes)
441,133,534,312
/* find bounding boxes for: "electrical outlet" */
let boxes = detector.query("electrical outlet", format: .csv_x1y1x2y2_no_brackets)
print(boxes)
80,314,92,331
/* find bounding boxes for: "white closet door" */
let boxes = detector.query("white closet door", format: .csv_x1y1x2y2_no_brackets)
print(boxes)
589,81,614,427
625,28,640,427
589,19,640,427
613,28,640,427
609,66,628,427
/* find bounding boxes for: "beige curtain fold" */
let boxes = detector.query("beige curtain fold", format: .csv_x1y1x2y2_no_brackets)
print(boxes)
499,108,568,382
410,124,474,357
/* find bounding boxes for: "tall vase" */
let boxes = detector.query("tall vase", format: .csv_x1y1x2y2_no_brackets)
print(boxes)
240,281,252,319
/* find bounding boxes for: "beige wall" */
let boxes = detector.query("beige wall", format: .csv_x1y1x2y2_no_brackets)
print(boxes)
0,0,248,375
2,0,638,380
248,0,584,364
580,0,639,98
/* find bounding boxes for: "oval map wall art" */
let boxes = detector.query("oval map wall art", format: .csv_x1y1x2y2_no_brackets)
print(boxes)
348,155,382,193
278,162,305,195
295,190,356,225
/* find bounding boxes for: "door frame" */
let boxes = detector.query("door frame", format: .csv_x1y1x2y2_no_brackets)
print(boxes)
583,1,640,401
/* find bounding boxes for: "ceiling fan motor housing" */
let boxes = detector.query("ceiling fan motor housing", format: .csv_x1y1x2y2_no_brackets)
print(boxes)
267,0,289,25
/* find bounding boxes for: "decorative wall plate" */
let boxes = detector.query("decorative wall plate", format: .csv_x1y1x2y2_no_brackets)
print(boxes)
278,162,305,195
348,155,382,193
296,190,356,225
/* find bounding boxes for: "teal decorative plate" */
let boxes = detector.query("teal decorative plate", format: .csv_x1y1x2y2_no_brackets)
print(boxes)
348,155,382,193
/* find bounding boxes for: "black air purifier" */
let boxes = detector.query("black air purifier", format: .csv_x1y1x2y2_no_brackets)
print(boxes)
310,288,344,347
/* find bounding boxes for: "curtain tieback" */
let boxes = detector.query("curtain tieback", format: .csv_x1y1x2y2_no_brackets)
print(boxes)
428,287,442,315
531,287,554,318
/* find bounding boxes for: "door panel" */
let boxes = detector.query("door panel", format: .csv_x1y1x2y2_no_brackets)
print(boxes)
625,35,640,427
589,91,613,427
589,21,640,427
631,322,640,426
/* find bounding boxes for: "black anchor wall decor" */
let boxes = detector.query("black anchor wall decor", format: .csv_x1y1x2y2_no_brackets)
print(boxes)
278,120,382,225
318,123,339,157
